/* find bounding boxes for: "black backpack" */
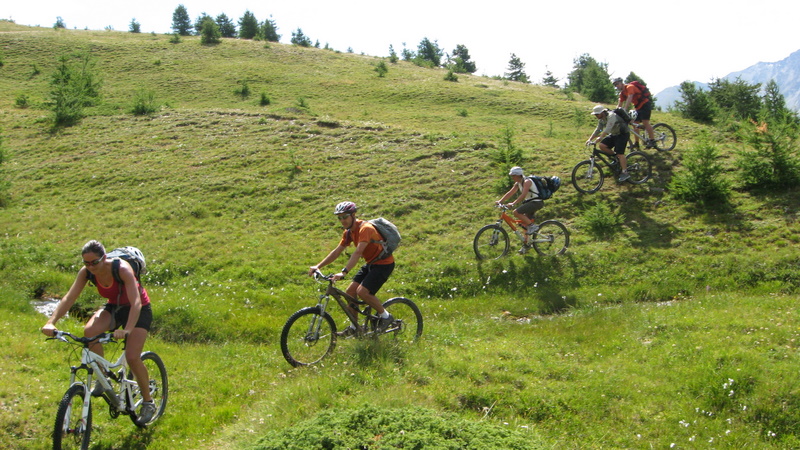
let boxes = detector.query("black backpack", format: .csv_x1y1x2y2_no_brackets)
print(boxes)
612,108,632,124
527,175,561,200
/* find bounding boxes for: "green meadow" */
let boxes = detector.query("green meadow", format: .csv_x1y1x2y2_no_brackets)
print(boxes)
1,23,798,448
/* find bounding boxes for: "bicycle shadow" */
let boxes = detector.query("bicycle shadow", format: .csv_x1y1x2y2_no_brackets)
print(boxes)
475,254,581,316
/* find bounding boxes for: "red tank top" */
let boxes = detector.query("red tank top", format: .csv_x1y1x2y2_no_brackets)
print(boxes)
95,278,150,306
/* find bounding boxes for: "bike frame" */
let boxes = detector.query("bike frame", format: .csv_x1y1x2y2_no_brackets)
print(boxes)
497,208,527,243
56,332,141,418
308,272,379,338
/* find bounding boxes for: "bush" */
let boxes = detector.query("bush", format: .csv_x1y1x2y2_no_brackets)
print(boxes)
234,80,250,99
444,69,458,82
14,94,29,109
48,53,102,127
130,89,158,115
253,406,537,449
670,137,730,205
578,201,623,238
259,92,271,106
736,120,800,190
374,60,388,78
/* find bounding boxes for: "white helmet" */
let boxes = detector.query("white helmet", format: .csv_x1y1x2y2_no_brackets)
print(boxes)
508,166,524,176
591,105,605,115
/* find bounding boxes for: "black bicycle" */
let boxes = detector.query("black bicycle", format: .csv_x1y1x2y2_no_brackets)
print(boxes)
571,144,652,194
280,271,423,367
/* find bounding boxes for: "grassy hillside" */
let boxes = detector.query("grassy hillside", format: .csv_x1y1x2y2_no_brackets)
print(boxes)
1,23,799,448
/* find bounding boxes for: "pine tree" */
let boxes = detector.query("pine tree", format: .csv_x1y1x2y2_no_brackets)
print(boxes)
449,44,476,74
259,17,280,42
290,28,312,47
675,81,715,124
542,67,559,87
505,53,529,83
416,38,443,67
238,10,259,39
566,54,614,102
171,5,192,36
199,16,221,45
215,14,236,38
129,18,141,33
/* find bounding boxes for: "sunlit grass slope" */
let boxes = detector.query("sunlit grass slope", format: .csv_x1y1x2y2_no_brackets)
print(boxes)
0,23,799,449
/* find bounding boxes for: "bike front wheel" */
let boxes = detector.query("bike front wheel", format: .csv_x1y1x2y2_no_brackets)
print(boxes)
473,224,509,260
128,351,169,427
280,307,337,367
531,220,570,256
53,383,92,450
625,151,652,184
372,297,423,341
652,123,677,151
571,160,605,194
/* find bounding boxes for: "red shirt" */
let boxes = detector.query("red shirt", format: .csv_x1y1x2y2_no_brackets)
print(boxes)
340,219,394,265
619,83,650,109
95,277,150,306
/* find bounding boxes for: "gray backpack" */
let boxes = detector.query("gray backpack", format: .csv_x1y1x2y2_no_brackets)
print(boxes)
367,218,401,263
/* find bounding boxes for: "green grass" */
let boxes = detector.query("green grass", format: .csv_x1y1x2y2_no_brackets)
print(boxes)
1,23,799,448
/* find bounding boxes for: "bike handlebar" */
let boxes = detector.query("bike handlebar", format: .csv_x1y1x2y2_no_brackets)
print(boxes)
48,330,116,345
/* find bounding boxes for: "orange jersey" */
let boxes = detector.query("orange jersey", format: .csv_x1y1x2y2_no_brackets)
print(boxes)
619,83,650,109
340,219,395,264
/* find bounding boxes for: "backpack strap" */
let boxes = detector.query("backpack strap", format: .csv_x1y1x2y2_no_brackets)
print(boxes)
111,259,123,285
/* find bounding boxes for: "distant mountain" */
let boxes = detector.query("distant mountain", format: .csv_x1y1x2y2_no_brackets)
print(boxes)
655,49,800,112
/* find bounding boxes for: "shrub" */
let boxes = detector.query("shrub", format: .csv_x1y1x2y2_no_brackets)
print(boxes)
374,60,388,78
130,89,158,116
234,80,250,99
444,69,458,82
48,53,102,127
169,33,181,44
259,92,271,106
736,119,800,190
670,137,730,205
578,201,623,238
14,94,29,109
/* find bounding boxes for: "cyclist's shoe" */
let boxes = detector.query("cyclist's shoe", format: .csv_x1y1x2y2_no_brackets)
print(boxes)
618,171,631,182
645,139,657,149
376,314,394,333
526,224,539,235
137,401,157,426
91,380,105,397
335,325,358,337
518,246,529,255
631,142,640,150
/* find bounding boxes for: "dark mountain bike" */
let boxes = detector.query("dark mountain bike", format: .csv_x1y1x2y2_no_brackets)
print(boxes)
571,143,652,194
280,271,423,367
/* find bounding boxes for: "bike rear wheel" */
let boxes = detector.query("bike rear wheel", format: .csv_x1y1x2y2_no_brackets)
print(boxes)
369,297,423,341
128,351,169,427
625,151,652,184
280,307,337,367
531,220,570,256
652,123,677,151
473,224,509,260
571,160,605,194
53,383,91,450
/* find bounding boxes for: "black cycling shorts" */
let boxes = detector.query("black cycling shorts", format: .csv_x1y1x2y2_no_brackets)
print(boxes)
352,263,395,295
635,101,652,121
601,132,630,155
102,303,153,331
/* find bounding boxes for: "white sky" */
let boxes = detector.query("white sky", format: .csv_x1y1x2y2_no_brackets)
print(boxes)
5,0,799,94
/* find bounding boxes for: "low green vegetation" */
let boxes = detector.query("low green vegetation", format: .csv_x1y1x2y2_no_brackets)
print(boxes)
0,23,799,449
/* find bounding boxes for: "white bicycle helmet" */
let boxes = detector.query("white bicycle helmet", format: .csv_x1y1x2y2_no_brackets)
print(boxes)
629,110,638,121
333,201,357,215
